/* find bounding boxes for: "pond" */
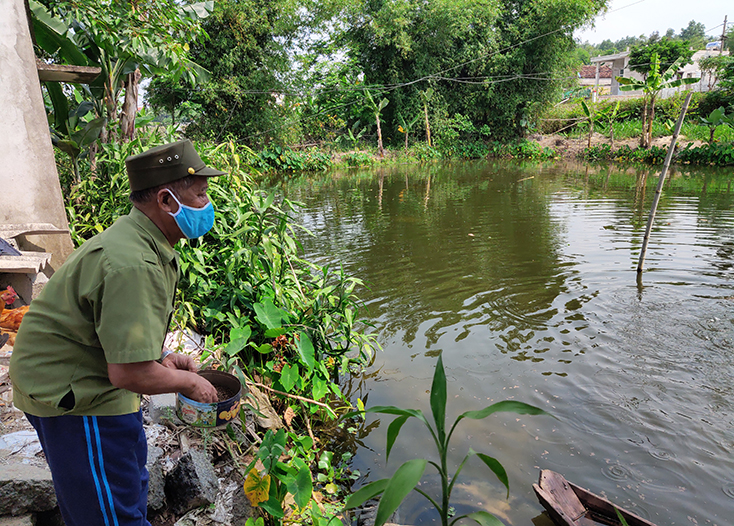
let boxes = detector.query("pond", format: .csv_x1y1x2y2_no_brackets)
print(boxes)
273,160,734,526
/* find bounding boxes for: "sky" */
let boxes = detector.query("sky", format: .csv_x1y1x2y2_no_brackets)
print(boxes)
574,0,730,44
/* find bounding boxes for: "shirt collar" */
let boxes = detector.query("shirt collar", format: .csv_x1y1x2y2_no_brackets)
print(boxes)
128,207,178,265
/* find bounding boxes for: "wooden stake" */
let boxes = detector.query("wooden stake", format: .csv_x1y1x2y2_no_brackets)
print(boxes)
636,92,692,274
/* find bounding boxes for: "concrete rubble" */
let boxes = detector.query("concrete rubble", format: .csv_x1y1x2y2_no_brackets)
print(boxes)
0,391,260,526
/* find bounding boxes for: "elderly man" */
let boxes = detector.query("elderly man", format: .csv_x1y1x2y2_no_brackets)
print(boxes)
10,140,223,526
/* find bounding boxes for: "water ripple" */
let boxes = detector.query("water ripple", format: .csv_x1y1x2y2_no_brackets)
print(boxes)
722,482,734,499
601,464,631,481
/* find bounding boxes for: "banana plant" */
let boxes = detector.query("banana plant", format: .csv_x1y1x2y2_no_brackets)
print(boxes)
364,90,389,157
397,112,421,154
46,83,106,182
344,354,550,526
617,53,698,148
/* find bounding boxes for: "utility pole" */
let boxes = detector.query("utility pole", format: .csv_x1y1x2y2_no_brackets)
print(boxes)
720,15,728,55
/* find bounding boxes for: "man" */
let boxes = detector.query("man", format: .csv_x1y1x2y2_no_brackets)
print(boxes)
9,139,223,526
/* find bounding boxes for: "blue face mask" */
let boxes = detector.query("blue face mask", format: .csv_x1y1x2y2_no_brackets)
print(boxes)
166,190,215,239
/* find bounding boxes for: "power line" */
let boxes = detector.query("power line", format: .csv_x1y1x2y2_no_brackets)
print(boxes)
227,0,656,142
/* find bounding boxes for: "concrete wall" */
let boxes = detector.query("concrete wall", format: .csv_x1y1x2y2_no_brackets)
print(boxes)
0,0,74,273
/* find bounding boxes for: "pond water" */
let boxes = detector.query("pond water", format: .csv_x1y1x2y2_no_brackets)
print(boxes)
274,160,734,526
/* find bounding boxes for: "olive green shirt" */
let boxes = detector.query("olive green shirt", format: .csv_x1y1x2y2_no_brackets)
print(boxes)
10,208,179,416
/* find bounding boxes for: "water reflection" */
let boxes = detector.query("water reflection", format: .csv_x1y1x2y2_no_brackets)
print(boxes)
272,161,734,526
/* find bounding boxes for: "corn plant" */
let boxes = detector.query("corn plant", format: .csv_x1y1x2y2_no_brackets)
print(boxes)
344,354,550,526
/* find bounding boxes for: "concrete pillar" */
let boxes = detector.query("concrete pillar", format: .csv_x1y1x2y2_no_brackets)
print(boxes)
0,0,74,273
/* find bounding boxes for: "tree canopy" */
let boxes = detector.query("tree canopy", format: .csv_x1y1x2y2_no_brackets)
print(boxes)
629,38,694,76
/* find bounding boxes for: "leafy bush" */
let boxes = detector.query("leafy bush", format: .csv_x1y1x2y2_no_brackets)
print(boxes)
581,144,668,164
677,142,734,165
63,129,378,418
487,140,556,160
256,146,332,173
341,151,374,167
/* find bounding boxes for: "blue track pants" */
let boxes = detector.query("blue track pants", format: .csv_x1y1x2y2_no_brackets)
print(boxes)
26,411,150,526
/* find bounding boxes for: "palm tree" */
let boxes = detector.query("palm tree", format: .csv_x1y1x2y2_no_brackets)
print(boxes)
617,53,698,148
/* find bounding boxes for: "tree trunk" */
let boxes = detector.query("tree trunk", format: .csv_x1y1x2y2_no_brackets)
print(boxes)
587,118,593,149
610,124,615,149
709,127,715,145
640,97,649,148
120,68,141,142
405,131,408,153
376,112,385,157
424,102,432,147
647,96,656,149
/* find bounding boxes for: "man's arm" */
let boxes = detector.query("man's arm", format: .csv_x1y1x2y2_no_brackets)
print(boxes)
107,361,218,403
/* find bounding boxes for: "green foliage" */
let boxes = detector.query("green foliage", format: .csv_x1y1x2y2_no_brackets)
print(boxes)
31,0,210,136
149,0,301,146
341,152,375,167
487,140,556,160
45,85,106,182
582,144,668,164
343,354,549,526
618,53,698,148
677,142,734,166
245,429,314,518
678,20,707,49
256,146,333,173
331,0,606,142
629,39,695,75
699,107,734,145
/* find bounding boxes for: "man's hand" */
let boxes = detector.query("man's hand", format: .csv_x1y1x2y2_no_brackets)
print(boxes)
161,352,198,373
108,360,218,404
182,374,218,404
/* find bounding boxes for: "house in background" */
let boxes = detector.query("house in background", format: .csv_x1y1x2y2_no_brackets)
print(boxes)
582,48,730,100
578,64,613,94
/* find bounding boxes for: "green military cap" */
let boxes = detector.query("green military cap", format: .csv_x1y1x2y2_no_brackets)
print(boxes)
125,139,226,192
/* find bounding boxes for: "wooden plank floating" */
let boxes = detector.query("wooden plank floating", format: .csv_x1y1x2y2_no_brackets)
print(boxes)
533,469,657,526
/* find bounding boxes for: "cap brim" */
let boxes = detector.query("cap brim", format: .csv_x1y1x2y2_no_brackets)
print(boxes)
195,166,227,177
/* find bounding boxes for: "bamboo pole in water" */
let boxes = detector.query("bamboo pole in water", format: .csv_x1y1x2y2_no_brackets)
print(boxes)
636,92,693,274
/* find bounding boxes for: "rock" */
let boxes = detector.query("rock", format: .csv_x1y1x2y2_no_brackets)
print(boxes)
0,515,33,526
208,479,254,525
33,508,65,526
164,450,219,515
148,393,181,425
0,458,57,515
0,430,42,459
230,481,255,524
356,499,399,526
147,444,166,512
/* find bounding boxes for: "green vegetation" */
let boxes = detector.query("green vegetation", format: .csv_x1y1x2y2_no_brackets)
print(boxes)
618,53,698,148
344,354,549,526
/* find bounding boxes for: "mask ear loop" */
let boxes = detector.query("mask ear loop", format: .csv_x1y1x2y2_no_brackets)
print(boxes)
164,189,184,217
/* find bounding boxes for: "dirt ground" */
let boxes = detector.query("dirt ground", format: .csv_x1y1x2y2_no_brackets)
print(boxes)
530,132,705,160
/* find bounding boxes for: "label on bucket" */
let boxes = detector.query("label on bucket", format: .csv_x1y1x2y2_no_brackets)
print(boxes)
177,395,218,427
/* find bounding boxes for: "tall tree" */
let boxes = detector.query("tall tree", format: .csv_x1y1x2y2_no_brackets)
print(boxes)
329,0,608,141
629,38,694,77
147,0,300,146
679,20,706,49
